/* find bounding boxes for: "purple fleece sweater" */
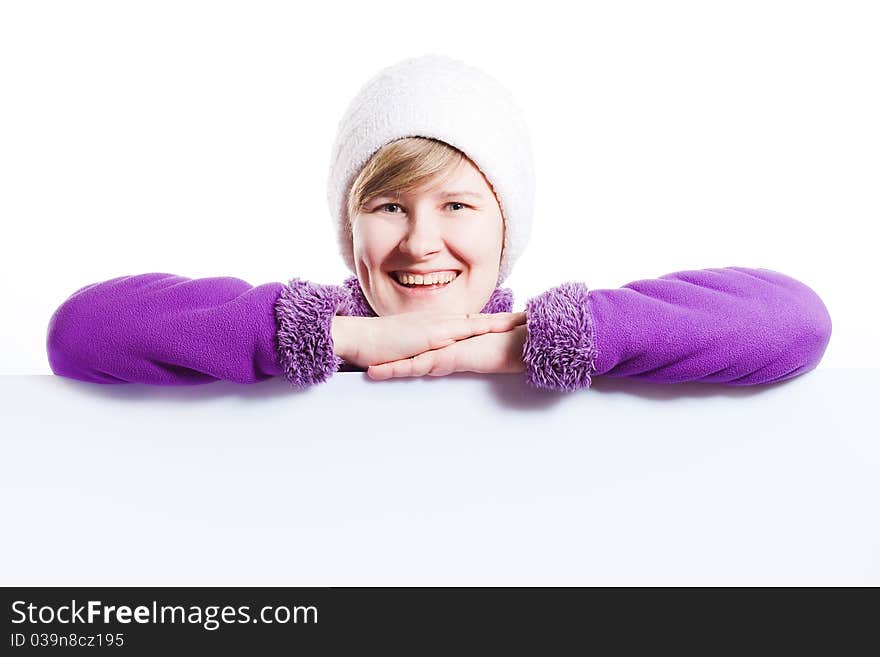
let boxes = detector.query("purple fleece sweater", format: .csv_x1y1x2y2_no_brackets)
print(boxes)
46,267,831,391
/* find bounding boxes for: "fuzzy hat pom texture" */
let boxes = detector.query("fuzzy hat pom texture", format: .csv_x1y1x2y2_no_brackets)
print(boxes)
326,53,536,286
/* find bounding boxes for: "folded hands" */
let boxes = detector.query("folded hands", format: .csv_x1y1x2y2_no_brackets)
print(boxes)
331,311,528,381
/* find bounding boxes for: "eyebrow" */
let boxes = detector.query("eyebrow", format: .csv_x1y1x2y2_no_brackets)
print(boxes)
373,190,485,201
433,190,486,200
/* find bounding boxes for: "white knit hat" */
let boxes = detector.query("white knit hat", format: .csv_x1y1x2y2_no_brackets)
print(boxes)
326,53,536,286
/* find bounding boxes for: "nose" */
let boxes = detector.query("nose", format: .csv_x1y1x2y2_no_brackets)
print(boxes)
397,208,444,258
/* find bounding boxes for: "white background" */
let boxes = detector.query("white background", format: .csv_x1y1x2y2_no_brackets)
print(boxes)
1,0,878,372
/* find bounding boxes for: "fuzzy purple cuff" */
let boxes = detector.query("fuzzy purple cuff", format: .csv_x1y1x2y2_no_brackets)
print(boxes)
523,282,598,391
274,278,353,389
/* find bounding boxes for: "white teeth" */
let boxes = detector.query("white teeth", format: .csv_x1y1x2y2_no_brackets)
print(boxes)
395,272,458,286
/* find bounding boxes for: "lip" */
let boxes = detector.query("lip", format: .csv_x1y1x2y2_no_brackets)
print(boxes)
391,269,461,276
389,271,461,296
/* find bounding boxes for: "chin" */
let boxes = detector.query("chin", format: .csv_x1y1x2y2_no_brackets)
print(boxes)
398,295,461,314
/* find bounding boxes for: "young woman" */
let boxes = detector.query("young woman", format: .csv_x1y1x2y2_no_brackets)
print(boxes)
46,54,832,391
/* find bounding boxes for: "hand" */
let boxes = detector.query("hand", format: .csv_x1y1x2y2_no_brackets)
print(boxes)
332,311,527,369
366,324,527,380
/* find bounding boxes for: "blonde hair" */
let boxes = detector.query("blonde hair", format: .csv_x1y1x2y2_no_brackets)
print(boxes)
348,137,473,223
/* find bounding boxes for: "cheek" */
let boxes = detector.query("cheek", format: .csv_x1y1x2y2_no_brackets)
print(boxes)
354,224,398,265
455,222,503,262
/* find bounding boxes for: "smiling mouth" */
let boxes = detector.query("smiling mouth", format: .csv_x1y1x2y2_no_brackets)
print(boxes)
389,271,461,291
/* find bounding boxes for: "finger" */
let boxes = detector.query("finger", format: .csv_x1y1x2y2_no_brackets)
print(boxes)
471,311,527,327
366,364,393,380
426,345,458,376
435,312,527,346
369,347,458,379
405,352,437,378
367,360,409,380
371,353,432,380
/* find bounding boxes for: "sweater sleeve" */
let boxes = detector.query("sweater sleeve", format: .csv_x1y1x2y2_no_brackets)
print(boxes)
46,273,353,387
522,267,832,391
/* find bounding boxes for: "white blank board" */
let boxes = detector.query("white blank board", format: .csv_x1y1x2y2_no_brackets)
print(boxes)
1,370,877,586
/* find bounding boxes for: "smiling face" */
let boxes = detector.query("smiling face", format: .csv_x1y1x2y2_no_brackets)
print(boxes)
351,155,504,316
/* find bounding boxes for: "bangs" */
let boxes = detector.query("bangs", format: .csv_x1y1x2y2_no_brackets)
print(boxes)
347,137,465,225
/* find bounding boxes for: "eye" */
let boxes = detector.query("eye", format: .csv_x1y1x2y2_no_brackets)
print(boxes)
375,202,469,213
378,203,402,213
